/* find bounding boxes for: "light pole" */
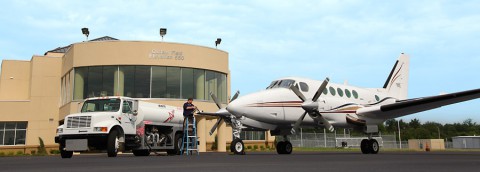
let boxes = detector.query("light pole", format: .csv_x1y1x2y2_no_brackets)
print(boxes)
81,28,89,41
159,28,167,41
437,126,441,139
215,38,221,48
397,120,402,149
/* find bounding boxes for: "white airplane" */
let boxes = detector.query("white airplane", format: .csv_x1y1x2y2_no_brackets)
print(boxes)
200,53,480,155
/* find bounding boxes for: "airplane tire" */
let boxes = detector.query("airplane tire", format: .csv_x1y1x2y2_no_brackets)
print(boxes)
369,139,379,154
360,139,370,154
107,130,120,157
60,143,73,158
276,141,285,154
132,150,150,156
284,141,293,154
230,138,245,155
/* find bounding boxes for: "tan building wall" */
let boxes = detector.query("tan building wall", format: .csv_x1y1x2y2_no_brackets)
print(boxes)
408,139,445,150
0,56,62,154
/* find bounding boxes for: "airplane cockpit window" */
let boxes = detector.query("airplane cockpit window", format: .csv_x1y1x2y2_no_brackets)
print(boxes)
267,80,278,89
278,79,295,88
299,82,309,92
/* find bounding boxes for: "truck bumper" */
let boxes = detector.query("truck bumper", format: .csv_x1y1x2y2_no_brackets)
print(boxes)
55,134,109,150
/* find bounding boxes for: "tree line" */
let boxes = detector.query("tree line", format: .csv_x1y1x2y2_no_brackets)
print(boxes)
379,118,480,141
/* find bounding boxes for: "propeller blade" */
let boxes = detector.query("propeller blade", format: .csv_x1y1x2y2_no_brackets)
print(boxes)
230,90,240,102
209,118,223,135
210,92,222,109
315,111,334,132
290,85,306,102
292,112,308,134
312,77,330,102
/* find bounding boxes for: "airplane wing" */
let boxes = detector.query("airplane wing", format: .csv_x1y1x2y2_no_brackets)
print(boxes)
356,88,480,119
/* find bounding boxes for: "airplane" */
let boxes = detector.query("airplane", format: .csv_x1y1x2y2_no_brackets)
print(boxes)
200,53,480,155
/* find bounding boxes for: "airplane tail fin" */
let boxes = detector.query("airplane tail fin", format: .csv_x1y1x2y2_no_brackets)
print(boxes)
383,53,410,100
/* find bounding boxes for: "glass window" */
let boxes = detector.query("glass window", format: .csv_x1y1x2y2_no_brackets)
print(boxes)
0,122,26,145
205,71,216,101
329,87,336,96
345,89,351,98
182,68,194,99
352,90,359,99
166,67,181,98
278,79,295,88
122,101,132,113
216,72,227,103
73,67,88,100
194,69,205,100
300,82,309,92
81,98,121,112
240,131,266,140
337,88,344,97
134,66,151,98
86,66,102,98
102,66,116,97
267,81,278,89
323,87,328,95
375,95,380,101
152,66,167,98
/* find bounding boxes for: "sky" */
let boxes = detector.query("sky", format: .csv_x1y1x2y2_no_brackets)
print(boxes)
1,0,480,124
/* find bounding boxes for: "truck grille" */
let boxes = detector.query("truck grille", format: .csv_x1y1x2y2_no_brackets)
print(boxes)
67,116,92,128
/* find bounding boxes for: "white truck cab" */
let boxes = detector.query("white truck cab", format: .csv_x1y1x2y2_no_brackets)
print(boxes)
55,97,185,158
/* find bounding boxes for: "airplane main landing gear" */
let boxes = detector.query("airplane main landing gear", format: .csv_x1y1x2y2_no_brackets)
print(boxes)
361,139,379,154
276,141,292,154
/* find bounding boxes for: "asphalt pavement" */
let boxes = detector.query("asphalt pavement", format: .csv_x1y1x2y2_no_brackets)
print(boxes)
1,151,479,172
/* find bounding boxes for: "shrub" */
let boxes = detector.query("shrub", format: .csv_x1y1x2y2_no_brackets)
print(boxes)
7,152,14,156
30,150,36,155
0,152,5,156
246,145,252,150
211,135,218,150
253,145,258,150
37,137,47,155
260,145,265,151
16,151,24,156
50,149,61,154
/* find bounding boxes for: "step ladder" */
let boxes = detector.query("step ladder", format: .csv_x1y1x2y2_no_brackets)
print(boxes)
181,116,198,155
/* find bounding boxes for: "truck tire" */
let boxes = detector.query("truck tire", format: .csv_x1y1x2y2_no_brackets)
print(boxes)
167,133,182,155
107,130,120,157
60,142,73,158
132,149,150,156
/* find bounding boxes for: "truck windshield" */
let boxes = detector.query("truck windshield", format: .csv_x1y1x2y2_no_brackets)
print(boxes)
81,98,121,113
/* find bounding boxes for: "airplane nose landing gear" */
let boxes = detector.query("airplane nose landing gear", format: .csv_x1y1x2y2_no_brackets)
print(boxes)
231,138,245,155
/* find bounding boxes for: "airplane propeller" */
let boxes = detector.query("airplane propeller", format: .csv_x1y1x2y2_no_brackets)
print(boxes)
207,90,240,135
290,77,334,133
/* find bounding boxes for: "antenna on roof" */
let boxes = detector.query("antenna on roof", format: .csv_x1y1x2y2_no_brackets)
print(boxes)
81,28,89,41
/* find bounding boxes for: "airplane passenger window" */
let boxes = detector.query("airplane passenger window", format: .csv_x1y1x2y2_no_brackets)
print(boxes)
323,88,328,95
345,89,351,98
299,82,309,92
375,95,380,101
329,87,336,96
337,88,344,97
352,90,359,99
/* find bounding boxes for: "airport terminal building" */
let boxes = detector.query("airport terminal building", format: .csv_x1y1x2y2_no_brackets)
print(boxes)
0,36,272,153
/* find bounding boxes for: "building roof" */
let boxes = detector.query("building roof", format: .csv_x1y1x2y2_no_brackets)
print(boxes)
44,36,118,55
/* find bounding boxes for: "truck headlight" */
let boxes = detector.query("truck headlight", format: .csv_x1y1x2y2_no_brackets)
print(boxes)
94,127,108,132
56,128,63,134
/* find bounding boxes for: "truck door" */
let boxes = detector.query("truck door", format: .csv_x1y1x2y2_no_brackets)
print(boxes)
122,100,136,134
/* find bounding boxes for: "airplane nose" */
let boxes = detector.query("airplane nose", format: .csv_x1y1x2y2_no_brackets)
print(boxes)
226,98,246,118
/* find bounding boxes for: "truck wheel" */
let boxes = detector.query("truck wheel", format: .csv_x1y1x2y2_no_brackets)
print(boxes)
167,134,182,155
60,142,73,158
107,130,120,157
132,150,150,156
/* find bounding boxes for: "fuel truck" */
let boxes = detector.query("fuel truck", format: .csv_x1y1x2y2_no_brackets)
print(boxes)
55,97,185,158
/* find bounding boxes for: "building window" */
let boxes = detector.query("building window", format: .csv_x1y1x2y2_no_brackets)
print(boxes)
72,66,227,102
240,130,266,140
0,122,27,145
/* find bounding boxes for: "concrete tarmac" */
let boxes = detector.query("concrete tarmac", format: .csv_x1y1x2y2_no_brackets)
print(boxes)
1,151,479,172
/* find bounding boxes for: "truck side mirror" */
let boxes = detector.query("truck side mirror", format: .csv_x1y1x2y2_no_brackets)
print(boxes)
133,110,138,116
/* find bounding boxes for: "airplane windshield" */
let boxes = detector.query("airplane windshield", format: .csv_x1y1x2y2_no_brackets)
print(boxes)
81,98,121,113
267,79,296,89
